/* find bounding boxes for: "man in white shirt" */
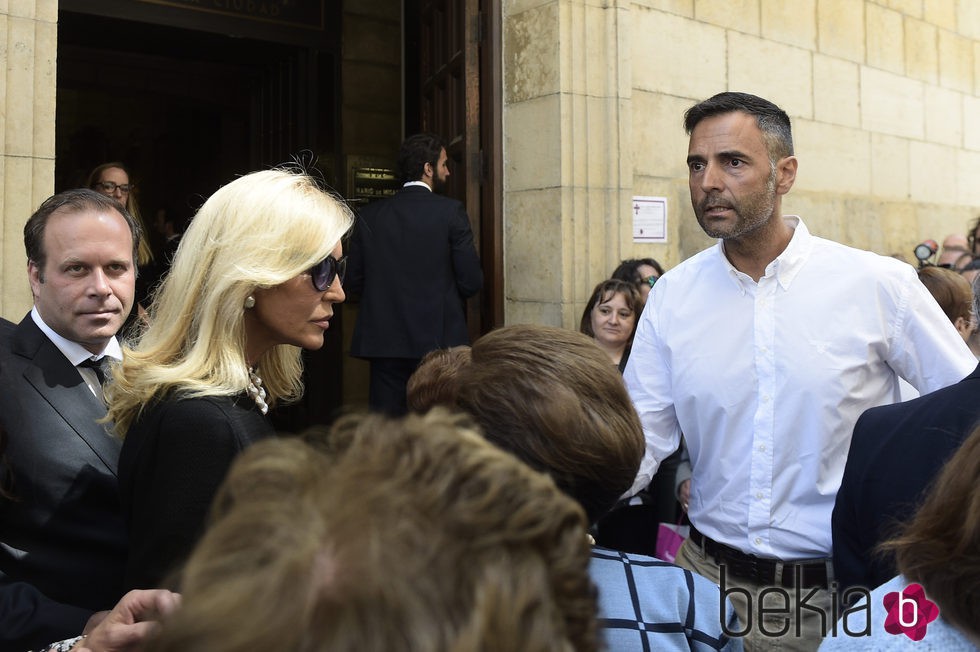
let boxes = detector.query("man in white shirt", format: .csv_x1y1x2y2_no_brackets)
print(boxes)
623,92,975,651
0,189,139,649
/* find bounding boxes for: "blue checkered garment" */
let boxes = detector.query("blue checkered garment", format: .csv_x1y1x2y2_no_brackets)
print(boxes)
591,546,744,651
818,575,978,652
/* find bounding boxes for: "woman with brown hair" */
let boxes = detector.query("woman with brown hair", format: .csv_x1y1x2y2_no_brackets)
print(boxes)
611,257,665,300
454,325,741,650
917,265,975,342
579,279,641,373
88,163,161,311
87,163,154,270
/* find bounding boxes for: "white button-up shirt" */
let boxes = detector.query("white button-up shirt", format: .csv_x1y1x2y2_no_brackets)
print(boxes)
624,217,976,559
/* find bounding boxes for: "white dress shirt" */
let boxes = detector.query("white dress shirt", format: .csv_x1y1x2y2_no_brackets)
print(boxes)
623,217,976,559
31,307,123,398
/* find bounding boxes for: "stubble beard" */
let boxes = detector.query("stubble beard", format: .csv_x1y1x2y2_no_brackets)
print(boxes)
695,168,777,240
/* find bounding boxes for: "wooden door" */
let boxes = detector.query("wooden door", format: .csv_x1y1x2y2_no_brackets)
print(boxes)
417,0,501,336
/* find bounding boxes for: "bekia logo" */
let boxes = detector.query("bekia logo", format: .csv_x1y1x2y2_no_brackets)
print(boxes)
882,583,939,641
720,567,941,642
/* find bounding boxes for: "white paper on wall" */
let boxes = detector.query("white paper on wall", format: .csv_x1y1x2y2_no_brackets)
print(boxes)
631,196,667,243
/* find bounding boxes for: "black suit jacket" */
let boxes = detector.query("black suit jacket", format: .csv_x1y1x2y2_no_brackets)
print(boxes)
0,582,91,652
832,362,980,595
0,315,127,647
347,185,483,359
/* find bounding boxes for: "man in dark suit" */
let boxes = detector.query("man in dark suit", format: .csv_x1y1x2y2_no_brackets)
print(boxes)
832,361,980,597
347,133,483,415
0,189,139,649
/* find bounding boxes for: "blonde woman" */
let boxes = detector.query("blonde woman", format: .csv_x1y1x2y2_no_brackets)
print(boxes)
106,168,353,590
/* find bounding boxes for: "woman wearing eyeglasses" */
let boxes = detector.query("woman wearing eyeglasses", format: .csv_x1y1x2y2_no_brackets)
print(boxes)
87,162,161,320
611,257,664,300
87,163,154,266
106,168,353,591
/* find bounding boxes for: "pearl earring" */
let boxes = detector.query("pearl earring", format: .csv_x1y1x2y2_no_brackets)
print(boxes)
244,295,256,309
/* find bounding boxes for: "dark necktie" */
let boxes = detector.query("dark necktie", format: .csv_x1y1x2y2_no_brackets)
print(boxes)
78,357,109,385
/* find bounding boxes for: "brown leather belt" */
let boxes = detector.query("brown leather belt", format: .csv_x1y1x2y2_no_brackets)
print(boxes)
689,526,831,589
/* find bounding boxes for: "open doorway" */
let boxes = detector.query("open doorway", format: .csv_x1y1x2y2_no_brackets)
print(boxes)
56,7,343,431
55,1,502,423
56,10,338,222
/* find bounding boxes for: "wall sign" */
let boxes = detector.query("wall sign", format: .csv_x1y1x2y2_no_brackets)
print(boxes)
632,196,668,243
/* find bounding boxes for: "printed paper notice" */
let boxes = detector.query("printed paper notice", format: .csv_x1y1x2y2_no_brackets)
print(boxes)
632,196,667,243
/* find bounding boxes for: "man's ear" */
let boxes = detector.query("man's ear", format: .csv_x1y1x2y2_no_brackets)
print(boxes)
28,260,42,298
955,315,973,339
775,156,797,196
422,162,434,180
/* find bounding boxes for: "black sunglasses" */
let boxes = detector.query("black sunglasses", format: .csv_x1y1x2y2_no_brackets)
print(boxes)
310,255,347,291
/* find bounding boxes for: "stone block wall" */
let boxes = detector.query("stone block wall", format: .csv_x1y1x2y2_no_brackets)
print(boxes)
504,0,980,328
0,0,58,321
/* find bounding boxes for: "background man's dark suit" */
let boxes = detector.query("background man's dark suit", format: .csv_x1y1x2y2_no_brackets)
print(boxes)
0,315,128,648
833,362,980,595
347,185,483,413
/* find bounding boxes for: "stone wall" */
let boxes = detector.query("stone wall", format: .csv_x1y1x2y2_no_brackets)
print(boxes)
0,0,58,321
503,0,980,328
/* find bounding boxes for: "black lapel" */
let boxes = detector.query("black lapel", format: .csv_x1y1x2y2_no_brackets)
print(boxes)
13,317,121,475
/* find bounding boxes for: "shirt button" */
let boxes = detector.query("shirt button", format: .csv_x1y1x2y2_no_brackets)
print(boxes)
761,395,771,403
756,492,764,500
754,537,762,545
758,444,766,452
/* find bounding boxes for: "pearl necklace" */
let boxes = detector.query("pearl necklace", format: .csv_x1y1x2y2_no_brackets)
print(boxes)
246,368,269,415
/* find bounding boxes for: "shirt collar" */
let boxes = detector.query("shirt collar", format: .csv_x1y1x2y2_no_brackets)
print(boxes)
31,307,123,366
771,216,811,289
403,181,432,191
715,216,811,292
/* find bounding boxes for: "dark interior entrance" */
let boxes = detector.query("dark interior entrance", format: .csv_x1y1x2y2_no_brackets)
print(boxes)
56,8,341,224
56,1,501,429
56,3,344,432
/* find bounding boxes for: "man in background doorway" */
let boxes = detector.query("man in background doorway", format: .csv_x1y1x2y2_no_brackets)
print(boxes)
347,133,483,415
